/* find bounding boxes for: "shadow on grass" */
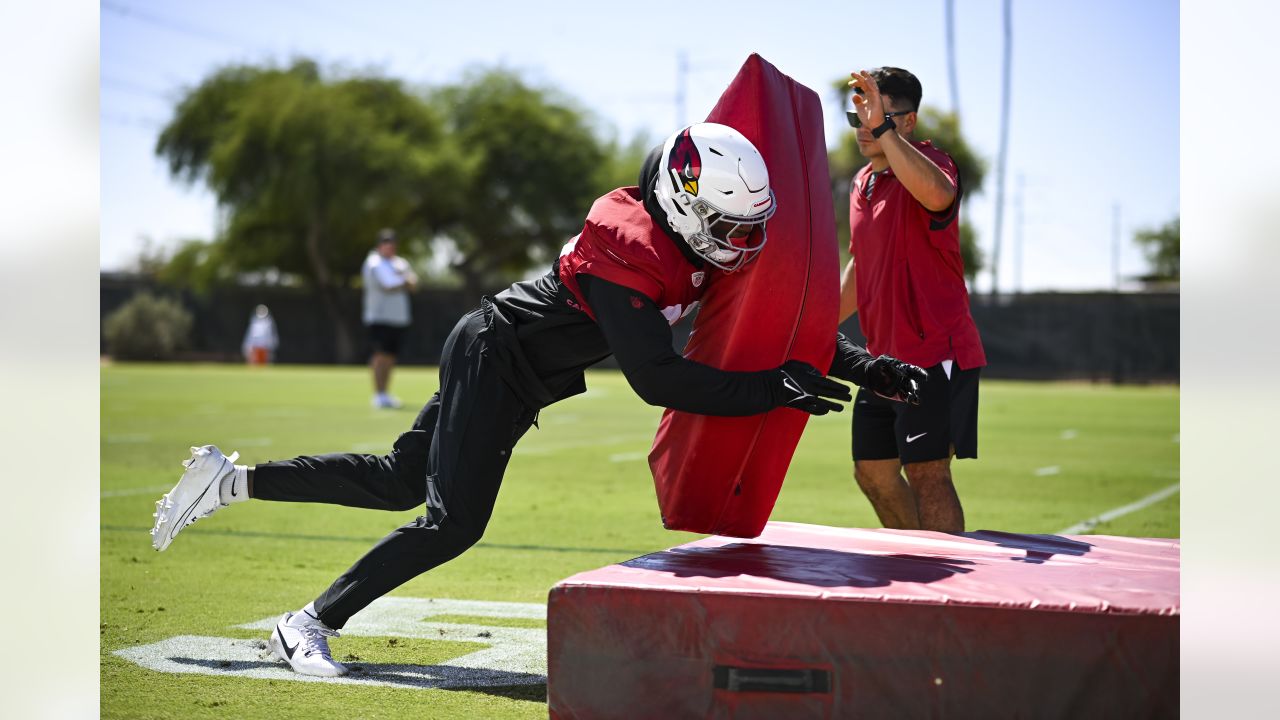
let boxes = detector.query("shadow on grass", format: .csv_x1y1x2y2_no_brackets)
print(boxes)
449,683,546,703
168,655,546,694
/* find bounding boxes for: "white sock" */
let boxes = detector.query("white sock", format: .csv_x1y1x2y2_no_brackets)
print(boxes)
290,602,329,628
219,465,250,505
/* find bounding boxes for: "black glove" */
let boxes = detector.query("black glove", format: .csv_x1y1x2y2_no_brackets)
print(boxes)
829,333,875,383
866,355,929,405
771,360,852,415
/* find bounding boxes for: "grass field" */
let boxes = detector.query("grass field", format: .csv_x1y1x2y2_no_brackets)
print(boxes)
101,363,1179,719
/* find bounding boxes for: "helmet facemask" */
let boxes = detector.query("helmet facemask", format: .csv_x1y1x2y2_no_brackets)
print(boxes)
684,192,776,272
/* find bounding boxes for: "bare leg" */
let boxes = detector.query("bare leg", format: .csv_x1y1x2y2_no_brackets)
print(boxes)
371,352,395,394
853,459,920,529
903,450,964,532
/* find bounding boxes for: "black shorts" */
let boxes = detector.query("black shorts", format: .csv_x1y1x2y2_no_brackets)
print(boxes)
368,323,407,355
852,362,980,464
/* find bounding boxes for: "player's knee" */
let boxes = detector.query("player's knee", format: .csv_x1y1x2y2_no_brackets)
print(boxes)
388,491,426,512
385,435,431,510
904,461,952,486
379,462,426,510
854,462,897,489
447,517,489,551
853,465,875,490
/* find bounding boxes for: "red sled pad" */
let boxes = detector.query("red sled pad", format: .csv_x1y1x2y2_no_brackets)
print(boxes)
548,522,1179,719
648,54,840,538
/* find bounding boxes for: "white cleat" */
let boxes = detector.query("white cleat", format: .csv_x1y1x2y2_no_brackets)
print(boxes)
268,611,349,677
150,445,239,552
372,394,403,409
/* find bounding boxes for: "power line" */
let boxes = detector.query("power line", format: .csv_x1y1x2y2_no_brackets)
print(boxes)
101,75,169,100
101,1,264,54
256,0,430,63
101,111,164,130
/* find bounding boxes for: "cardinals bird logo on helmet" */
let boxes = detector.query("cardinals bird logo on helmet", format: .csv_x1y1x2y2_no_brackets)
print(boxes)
653,123,776,273
669,128,702,196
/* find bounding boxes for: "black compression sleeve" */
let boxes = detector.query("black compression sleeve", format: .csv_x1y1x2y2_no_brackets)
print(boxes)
578,274,778,416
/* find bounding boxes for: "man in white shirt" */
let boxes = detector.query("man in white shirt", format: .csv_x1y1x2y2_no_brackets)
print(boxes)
362,229,417,408
241,304,278,365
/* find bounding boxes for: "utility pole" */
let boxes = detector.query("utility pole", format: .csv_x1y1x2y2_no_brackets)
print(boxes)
1112,203,1121,291
945,0,961,122
675,49,688,129
1014,173,1024,295
989,0,1012,296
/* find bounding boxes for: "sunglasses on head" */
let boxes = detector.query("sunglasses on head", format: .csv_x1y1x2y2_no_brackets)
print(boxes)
847,109,914,129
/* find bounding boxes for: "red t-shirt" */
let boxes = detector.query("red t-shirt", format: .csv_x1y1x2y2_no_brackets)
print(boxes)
849,140,986,369
559,187,708,325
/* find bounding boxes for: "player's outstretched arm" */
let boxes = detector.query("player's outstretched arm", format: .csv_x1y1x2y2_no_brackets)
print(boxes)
579,275,850,416
828,333,928,405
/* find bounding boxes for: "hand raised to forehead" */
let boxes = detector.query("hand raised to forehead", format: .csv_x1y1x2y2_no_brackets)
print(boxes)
848,70,886,127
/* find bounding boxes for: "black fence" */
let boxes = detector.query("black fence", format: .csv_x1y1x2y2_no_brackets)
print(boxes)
101,274,1178,383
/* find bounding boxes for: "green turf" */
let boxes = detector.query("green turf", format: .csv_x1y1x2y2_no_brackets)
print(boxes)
101,363,1178,718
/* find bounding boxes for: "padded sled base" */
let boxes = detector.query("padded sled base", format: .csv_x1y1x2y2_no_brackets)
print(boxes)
548,522,1178,719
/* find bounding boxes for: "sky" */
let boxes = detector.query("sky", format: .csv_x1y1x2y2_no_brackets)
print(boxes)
100,0,1179,293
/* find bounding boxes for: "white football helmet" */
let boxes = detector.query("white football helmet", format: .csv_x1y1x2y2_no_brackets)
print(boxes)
653,123,776,272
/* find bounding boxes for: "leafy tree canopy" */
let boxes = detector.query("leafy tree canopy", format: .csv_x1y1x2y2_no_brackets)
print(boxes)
157,59,464,292
426,68,618,290
1134,217,1179,281
154,60,634,358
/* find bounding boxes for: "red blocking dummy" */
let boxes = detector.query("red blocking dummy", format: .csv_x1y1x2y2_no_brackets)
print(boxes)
647,54,839,538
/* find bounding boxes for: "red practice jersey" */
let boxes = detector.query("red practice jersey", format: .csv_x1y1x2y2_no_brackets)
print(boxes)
849,141,986,369
559,187,708,326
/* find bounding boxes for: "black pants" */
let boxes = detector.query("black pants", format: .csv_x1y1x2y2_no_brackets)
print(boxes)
253,309,538,628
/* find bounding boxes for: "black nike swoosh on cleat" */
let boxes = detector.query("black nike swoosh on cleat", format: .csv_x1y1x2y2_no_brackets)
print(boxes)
168,472,222,533
278,628,300,659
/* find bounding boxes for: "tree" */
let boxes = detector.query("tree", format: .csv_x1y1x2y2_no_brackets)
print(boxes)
156,60,464,361
827,89,987,282
1133,216,1179,281
103,292,193,361
427,69,618,295
598,131,659,199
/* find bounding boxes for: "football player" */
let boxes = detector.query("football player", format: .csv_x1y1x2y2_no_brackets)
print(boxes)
149,123,926,676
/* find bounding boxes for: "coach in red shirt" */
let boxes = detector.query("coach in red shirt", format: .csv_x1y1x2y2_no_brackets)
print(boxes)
841,67,986,532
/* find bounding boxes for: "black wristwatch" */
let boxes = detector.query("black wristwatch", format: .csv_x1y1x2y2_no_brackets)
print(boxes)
871,117,897,139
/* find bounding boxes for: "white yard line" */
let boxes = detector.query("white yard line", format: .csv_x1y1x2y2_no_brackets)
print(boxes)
117,597,547,690
1058,483,1180,535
